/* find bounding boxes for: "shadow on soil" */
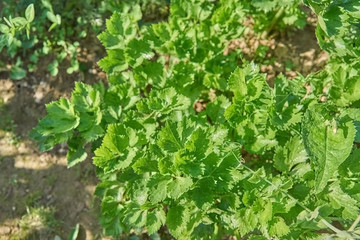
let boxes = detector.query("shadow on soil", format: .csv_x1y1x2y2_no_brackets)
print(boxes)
0,35,106,239
0,153,101,239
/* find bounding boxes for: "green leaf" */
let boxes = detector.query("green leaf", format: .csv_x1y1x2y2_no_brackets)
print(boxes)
206,95,231,124
259,201,273,226
37,98,79,135
329,64,360,106
269,217,290,237
147,174,171,203
273,75,304,129
99,195,124,236
0,24,10,33
228,65,266,102
236,208,258,235
48,60,59,76
98,31,123,49
28,2,360,239
146,208,166,235
41,0,53,11
98,50,128,75
302,104,356,193
46,11,61,25
68,223,80,240
190,178,215,210
228,68,247,101
72,82,102,112
167,205,189,238
25,4,35,22
105,12,125,35
167,176,193,199
248,168,266,184
137,87,191,115
191,223,216,240
76,111,101,132
339,148,360,178
67,136,87,168
125,39,153,67
157,120,196,153
251,0,277,11
124,203,146,228
132,154,158,174
93,124,137,173
11,17,28,27
10,65,26,80
133,61,164,87
3,17,12,28
328,182,359,220
29,97,80,152
319,5,344,36
274,136,308,172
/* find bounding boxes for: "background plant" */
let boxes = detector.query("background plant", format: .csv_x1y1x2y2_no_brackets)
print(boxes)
0,0,169,80
0,3,34,79
242,0,307,38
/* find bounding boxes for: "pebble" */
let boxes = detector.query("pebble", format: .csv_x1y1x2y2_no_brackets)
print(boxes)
300,49,316,60
274,43,289,58
0,226,11,235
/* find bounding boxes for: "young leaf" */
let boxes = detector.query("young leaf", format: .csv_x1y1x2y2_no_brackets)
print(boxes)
10,65,26,80
10,17,28,27
48,60,59,76
68,223,80,240
0,24,9,34
25,4,35,23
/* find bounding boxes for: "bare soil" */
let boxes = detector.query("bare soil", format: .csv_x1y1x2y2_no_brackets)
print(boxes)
0,35,108,239
228,12,328,86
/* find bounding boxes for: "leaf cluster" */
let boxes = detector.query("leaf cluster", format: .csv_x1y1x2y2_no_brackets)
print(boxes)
31,0,360,239
305,0,360,61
